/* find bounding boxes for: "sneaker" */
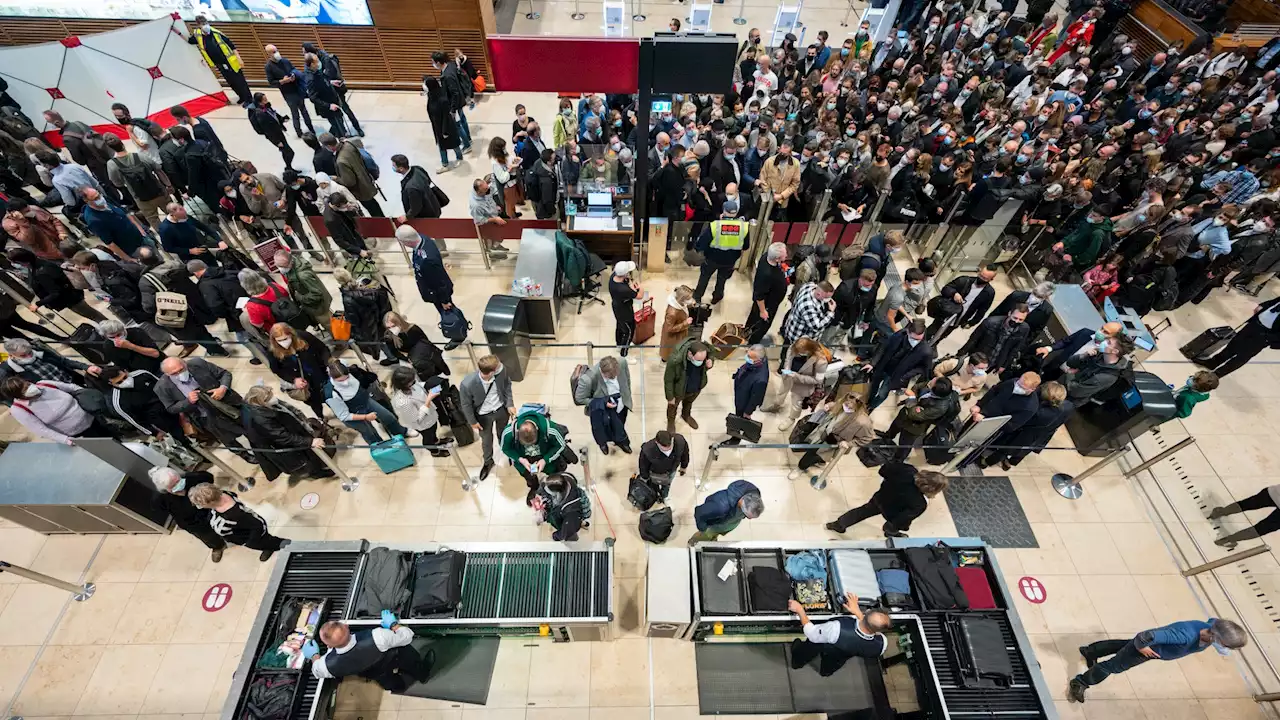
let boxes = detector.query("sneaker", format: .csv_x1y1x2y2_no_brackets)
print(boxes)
787,468,804,481
429,449,450,458
206,346,231,357
825,522,846,534
1079,646,1096,668
479,460,494,482
238,478,256,492
210,547,224,563
438,165,451,173
494,243,512,253
489,249,509,260
463,145,474,155
404,430,421,439
627,356,639,365
1207,506,1229,519
778,418,795,432
443,340,462,351
1067,678,1087,704
682,414,699,430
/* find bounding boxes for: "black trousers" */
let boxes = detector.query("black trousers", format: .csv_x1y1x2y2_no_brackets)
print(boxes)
790,638,852,677
359,196,385,218
831,498,882,532
1218,487,1280,544
336,88,363,136
275,140,296,170
180,519,227,550
317,107,348,138
746,302,779,344
1204,322,1271,377
0,314,63,342
884,418,924,462
282,93,315,135
694,264,735,305
219,65,253,104
615,314,635,357
371,645,431,692
234,531,285,552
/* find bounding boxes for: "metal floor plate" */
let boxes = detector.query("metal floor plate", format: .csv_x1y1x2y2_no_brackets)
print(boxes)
696,642,794,714
395,637,501,705
784,644,884,714
944,475,1039,548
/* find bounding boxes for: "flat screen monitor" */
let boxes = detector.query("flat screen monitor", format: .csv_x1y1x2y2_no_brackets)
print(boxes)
587,192,612,207
0,0,374,24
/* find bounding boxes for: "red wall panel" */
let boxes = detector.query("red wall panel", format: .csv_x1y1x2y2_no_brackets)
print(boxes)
487,36,639,93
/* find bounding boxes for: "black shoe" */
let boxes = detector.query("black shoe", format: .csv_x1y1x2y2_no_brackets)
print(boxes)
789,639,806,669
444,340,462,351
259,548,277,561
1067,678,1087,704
1207,506,1230,520
429,450,450,458
1079,646,1096,668
479,461,494,482
618,444,632,454
379,358,399,367
249,358,262,365
207,346,231,357
825,522,846,534
599,444,610,455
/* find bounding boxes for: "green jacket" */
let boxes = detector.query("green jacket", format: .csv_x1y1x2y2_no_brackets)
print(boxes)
500,410,567,465
664,336,712,400
283,257,333,321
1173,388,1209,419
1062,217,1113,270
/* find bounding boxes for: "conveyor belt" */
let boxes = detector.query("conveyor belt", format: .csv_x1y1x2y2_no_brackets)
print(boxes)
458,550,610,619
919,614,1047,718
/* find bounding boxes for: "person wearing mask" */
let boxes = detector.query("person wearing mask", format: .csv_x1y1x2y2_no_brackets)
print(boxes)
169,104,228,167
0,337,96,390
1062,333,1135,403
334,268,394,365
103,134,172,226
1035,321,1124,382
529,148,559,221
961,304,1031,378
992,282,1055,340
188,256,263,364
979,380,1073,470
304,53,348,138
928,266,998,342
691,199,748,306
870,267,925,348
240,384,331,483
468,178,511,260
69,251,146,326
141,259,225,357
79,188,150,260
148,467,225,561
5,247,106,325
535,473,591,541
664,338,713,433
322,133,382,217
301,42,361,137
830,267,879,348
422,76,463,171
98,364,181,440
246,92,295,170
155,356,254,474
34,151,103,212
787,593,892,677
690,479,764,544
4,197,67,261
573,355,634,456
273,249,332,332
765,336,831,431
793,394,876,477
39,111,113,200
501,406,571,503
1198,298,1280,377
658,285,695,363
0,376,112,443
931,352,991,400
158,202,225,264
1057,204,1114,272
263,45,313,137
781,281,837,346
432,50,473,154
189,482,289,561
267,323,331,419
383,311,450,380
391,154,445,235
864,318,935,410
826,462,950,536
322,192,372,260
163,126,229,213
758,139,801,218
746,242,790,344
388,366,449,457
968,370,1043,445
93,319,162,375
187,16,251,105
609,261,640,360
1068,618,1247,704
886,375,959,461
108,102,165,167
323,359,413,448
459,354,516,482
637,430,690,501
731,344,771,435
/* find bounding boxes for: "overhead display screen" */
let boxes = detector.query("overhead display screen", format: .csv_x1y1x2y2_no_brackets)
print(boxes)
0,0,374,25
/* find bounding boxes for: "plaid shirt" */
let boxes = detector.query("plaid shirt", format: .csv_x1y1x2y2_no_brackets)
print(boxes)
3,352,84,386
1201,169,1260,205
782,283,835,344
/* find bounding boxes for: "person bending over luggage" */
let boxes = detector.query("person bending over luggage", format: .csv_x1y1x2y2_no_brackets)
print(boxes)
792,394,876,479
323,360,413,447
787,592,891,676
501,407,571,505
638,429,690,501
307,615,432,692
826,462,949,537
187,482,289,561
536,473,590,541
689,480,763,545
149,467,226,562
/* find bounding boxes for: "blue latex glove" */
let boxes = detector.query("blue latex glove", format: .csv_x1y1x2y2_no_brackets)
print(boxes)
302,639,319,658
380,609,398,629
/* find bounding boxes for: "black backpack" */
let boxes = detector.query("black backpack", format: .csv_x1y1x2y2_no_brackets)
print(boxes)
627,475,658,511
248,285,309,328
1151,269,1178,312
114,155,165,201
639,507,674,543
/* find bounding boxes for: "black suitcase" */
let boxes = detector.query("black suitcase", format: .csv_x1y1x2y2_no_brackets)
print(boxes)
433,384,476,447
408,550,466,616
924,422,956,465
1180,325,1235,360
945,615,1013,688
69,323,107,364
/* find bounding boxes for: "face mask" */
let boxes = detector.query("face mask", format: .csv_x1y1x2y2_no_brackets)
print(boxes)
836,157,849,168
841,48,850,57
1214,217,1227,226
272,51,282,61
277,337,293,348
943,137,953,145
1139,109,1153,119
907,336,921,347
387,325,401,336
225,190,236,198
13,355,36,366
1012,383,1031,395
562,108,573,117
659,445,674,456
1086,216,1099,224
90,198,107,209
175,371,191,383
826,102,836,110
972,368,987,377
690,358,705,367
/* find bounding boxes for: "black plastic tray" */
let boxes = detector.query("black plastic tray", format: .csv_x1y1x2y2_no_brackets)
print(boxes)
699,549,747,615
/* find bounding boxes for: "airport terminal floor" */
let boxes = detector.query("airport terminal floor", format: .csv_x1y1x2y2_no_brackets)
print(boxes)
2,25,1280,720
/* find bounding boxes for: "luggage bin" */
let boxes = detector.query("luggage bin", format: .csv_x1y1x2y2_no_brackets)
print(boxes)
482,295,532,382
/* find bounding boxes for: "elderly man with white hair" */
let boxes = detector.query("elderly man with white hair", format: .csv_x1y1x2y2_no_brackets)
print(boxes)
747,241,791,344
148,466,225,562
0,337,97,387
95,318,163,375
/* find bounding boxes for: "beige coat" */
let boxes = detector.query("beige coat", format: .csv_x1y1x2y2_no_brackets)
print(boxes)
659,305,691,361
239,172,287,219
758,155,801,207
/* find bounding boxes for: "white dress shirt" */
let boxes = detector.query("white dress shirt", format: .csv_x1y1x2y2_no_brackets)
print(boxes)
311,625,414,679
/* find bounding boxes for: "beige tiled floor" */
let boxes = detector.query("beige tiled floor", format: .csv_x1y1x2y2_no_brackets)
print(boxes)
0,69,1277,720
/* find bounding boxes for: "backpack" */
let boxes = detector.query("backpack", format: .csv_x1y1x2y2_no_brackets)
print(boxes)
627,474,659,511
248,284,308,328
518,402,549,417
145,273,188,328
438,306,470,341
357,146,381,180
570,363,590,405
639,506,674,543
113,155,165,201
1151,269,1178,312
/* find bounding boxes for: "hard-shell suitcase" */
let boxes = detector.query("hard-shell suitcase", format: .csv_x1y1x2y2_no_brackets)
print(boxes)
408,550,466,616
946,615,1013,688
634,298,656,344
828,549,879,606
371,434,416,474
1180,325,1235,360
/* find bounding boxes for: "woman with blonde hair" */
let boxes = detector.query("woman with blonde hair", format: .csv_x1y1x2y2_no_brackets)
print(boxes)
765,336,831,431
335,266,394,365
792,392,876,479
384,310,450,380
188,482,289,561
240,384,331,483
659,285,696,362
266,322,331,418
979,381,1072,470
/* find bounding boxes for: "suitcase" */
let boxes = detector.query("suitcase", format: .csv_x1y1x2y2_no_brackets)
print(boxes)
253,236,289,272
370,434,416,474
408,550,466,616
1179,325,1235,360
828,549,880,606
634,298,656,344
834,364,869,403
946,615,1013,688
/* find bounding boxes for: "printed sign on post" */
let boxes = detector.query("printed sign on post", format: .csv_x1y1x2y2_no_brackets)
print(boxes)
1018,576,1047,604
202,583,234,612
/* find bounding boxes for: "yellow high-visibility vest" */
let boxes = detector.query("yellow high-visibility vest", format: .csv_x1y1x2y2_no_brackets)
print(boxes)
194,28,242,72
709,219,747,251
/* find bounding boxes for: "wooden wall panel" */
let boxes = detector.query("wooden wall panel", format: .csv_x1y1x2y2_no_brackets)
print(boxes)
432,0,482,27
368,0,436,27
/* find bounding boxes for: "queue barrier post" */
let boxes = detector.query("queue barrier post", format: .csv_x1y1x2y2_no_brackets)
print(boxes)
1120,436,1197,478
312,446,361,492
448,444,479,491
0,561,94,601
193,444,258,493
0,277,79,336
1181,544,1271,577
806,189,832,245
350,341,377,373
586,341,595,366
464,340,482,372
695,442,721,492
808,442,850,490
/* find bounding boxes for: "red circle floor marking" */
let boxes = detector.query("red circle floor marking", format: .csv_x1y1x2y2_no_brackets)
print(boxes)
1018,576,1047,604
202,583,233,611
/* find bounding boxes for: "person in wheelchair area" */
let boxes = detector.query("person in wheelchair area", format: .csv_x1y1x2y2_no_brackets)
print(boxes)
534,472,591,541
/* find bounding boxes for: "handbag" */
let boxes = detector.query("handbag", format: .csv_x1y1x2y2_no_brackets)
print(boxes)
284,356,310,402
683,247,705,266
330,312,353,342
431,184,451,208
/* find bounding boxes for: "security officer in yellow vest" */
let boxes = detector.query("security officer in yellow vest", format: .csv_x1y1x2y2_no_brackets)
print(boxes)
188,16,253,106
692,198,748,306
305,610,433,692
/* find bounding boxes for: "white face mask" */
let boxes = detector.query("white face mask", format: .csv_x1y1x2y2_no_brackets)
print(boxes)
1012,383,1031,395
387,326,400,335
272,52,282,61
659,445,673,456
277,336,293,348
175,371,191,383
116,377,136,389
971,367,987,377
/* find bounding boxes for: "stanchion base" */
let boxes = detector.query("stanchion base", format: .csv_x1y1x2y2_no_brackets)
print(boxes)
571,12,585,19
527,11,541,18
461,476,478,491
633,13,647,20
733,17,746,24
74,582,96,602
1051,473,1083,499
809,475,827,490
341,478,361,492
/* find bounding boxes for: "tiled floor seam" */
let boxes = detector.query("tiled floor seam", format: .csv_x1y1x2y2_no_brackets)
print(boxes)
2,533,104,718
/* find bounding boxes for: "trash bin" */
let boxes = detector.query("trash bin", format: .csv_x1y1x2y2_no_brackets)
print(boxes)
482,294,532,382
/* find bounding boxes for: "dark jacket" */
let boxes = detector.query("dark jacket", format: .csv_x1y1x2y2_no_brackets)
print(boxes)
732,357,770,416
638,433,691,479
694,479,758,530
312,147,337,176
400,165,443,219
439,64,468,112
427,88,460,151
267,330,331,387
1063,354,1131,402
411,233,453,305
871,329,935,390
1247,297,1280,348
140,262,216,328
976,378,1040,434
159,139,189,195
98,260,147,322
322,204,367,256
305,68,342,113
182,139,230,210
340,282,393,344
894,386,958,435
1000,399,1073,456
388,324,450,380
960,315,1031,372
938,275,996,327
870,462,928,532
539,480,588,541
151,470,215,534
832,277,876,328
664,337,712,399
990,291,1054,338
248,103,289,146
20,259,83,311
153,357,242,416
1038,328,1095,380
264,57,305,99
240,403,319,481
